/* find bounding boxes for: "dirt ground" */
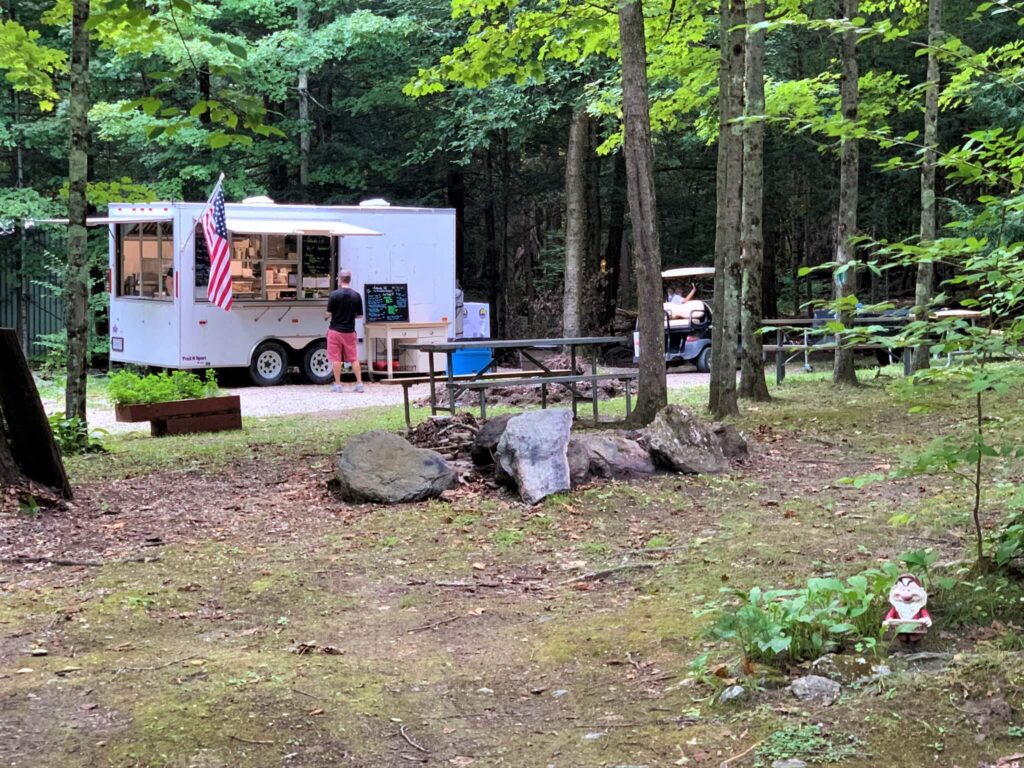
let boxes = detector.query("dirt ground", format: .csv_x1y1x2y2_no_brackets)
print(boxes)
3,375,1024,767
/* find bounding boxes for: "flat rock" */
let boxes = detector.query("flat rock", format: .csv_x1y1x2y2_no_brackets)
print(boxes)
567,433,655,487
789,674,841,706
336,430,455,504
772,761,808,768
718,685,747,704
470,413,514,467
495,410,572,505
640,405,728,474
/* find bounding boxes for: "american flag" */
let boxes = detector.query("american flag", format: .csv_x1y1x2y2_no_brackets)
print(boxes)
201,180,232,310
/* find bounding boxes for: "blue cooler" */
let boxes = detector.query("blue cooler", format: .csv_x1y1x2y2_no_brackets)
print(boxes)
451,347,493,375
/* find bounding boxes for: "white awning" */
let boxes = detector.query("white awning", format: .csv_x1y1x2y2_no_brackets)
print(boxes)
662,267,715,279
28,215,173,226
225,218,380,237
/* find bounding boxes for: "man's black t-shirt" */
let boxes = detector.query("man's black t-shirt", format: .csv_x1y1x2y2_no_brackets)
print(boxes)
327,287,363,333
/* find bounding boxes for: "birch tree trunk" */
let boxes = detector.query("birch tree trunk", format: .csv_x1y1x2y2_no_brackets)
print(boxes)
297,0,310,188
833,0,859,387
739,0,770,401
563,108,588,338
65,0,90,422
709,0,745,418
912,0,942,372
618,0,666,425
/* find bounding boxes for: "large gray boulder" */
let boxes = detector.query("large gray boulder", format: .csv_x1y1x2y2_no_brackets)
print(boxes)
495,410,573,505
640,405,728,474
567,433,656,487
789,675,841,706
470,413,514,467
336,430,455,504
711,422,750,459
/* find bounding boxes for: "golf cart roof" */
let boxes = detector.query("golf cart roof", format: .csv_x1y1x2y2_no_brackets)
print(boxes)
662,267,715,280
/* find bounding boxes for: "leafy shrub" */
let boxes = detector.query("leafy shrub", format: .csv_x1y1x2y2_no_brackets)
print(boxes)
706,565,900,664
48,412,107,455
108,369,219,406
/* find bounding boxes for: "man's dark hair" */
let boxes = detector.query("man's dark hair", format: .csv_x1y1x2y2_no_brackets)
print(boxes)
339,270,352,285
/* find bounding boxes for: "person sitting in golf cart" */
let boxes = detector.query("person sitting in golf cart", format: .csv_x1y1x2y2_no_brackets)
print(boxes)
667,283,697,305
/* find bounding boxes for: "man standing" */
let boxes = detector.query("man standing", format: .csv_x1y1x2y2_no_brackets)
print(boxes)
325,270,364,393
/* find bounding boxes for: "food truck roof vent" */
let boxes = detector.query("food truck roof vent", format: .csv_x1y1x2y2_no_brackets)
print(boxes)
359,198,391,207
242,195,275,205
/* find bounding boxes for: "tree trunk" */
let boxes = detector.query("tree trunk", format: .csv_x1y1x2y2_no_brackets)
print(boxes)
563,108,588,337
912,0,942,372
618,0,666,425
739,0,770,401
447,167,466,286
297,1,310,188
833,0,859,386
709,0,745,417
0,415,24,489
603,151,628,324
65,0,90,422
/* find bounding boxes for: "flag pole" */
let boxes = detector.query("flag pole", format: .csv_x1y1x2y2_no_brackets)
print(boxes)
179,173,226,254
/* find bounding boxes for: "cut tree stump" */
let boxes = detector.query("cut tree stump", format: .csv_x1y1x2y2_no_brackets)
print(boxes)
115,395,242,437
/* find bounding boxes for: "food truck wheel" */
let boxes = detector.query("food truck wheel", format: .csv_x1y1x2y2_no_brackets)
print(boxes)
302,341,333,385
250,341,289,386
695,346,712,373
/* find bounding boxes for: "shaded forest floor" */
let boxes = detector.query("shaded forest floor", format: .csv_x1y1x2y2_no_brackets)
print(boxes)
3,370,1024,767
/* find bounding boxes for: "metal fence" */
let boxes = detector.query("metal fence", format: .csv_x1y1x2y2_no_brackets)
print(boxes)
0,230,65,359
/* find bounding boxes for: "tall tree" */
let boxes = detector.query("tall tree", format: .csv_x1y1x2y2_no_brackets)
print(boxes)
738,0,770,401
563,107,588,337
65,0,90,421
833,0,860,387
709,0,745,418
911,0,942,372
619,0,666,425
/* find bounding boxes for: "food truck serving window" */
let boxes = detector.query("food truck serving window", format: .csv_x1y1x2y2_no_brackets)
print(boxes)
194,225,335,302
117,222,173,299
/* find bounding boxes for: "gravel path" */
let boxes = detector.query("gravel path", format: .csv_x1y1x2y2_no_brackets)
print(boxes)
45,368,709,435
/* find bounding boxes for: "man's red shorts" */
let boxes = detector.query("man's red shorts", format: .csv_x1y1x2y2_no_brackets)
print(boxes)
327,330,358,363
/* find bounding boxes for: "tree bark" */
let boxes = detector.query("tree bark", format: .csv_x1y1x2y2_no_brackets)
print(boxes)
833,0,859,386
912,0,942,372
65,0,90,422
0,414,23,489
447,167,466,285
563,108,589,337
603,151,628,324
297,0,310,188
739,0,770,401
709,0,745,417
618,0,666,425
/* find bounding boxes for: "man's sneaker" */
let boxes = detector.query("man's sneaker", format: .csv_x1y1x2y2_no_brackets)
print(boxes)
353,384,365,393
331,383,343,393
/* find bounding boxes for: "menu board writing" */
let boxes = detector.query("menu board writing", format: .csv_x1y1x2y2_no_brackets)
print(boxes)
364,283,410,323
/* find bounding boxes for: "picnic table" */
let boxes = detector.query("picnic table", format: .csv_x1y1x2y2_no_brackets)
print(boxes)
762,316,912,384
397,336,634,425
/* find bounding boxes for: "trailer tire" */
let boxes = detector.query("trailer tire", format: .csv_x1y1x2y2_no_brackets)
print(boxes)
695,346,712,374
250,341,289,386
302,341,333,385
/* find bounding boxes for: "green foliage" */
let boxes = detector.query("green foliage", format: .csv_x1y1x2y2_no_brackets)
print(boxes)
754,724,862,767
0,19,66,109
48,412,108,455
705,566,899,664
107,369,220,406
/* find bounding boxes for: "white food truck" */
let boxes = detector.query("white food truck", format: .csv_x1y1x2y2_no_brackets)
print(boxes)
98,199,456,385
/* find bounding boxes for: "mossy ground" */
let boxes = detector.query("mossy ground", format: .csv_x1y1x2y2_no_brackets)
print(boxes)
3,369,1024,766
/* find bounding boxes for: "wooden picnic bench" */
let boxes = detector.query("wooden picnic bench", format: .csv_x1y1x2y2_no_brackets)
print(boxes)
459,372,638,419
379,368,571,427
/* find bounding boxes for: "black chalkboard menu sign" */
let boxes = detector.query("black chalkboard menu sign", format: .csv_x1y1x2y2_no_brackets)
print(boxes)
364,283,410,322
194,223,210,287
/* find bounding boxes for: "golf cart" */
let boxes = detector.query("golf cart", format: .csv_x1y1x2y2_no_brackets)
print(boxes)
633,267,715,372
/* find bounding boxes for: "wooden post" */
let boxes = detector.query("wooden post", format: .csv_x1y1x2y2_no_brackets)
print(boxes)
775,328,785,385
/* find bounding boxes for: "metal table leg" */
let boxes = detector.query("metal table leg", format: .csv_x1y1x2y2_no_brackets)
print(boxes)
775,329,785,385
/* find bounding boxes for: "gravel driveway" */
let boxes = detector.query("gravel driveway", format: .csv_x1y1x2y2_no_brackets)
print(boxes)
45,369,709,434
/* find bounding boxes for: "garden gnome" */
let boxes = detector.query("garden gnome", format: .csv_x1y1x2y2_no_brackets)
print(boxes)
883,573,932,643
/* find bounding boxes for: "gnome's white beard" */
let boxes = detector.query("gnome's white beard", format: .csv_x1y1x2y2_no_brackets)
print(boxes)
893,598,925,620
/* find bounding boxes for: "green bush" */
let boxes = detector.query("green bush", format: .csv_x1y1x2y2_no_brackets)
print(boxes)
48,412,107,455
108,369,219,406
705,564,900,664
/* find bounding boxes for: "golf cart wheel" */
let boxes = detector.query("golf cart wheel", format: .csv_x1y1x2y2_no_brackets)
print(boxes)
695,346,712,373
250,341,289,386
302,341,333,385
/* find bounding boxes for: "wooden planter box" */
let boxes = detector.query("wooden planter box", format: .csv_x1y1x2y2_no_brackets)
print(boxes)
114,395,242,437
